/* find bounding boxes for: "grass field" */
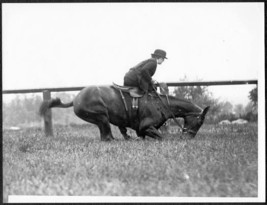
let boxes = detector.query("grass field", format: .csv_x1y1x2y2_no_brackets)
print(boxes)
3,123,258,202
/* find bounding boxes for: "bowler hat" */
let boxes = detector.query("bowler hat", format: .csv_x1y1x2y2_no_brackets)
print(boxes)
151,49,167,59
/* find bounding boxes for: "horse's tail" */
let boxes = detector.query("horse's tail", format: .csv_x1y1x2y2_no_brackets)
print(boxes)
39,97,73,116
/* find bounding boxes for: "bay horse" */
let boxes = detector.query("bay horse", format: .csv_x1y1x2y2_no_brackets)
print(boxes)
39,85,209,141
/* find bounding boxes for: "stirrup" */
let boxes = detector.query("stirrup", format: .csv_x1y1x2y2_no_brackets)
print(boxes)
132,98,138,109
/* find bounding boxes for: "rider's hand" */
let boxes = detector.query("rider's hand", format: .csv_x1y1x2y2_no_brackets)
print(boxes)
152,79,159,86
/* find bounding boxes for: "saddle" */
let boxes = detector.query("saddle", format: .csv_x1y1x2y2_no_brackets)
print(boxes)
112,83,144,110
112,83,144,97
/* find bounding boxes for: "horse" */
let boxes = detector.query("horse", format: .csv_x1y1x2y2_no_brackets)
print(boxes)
39,85,209,141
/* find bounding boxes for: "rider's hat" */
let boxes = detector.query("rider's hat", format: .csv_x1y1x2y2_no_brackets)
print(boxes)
151,49,168,59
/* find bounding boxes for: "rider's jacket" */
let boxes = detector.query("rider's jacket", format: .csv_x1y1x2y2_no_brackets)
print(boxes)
123,58,157,92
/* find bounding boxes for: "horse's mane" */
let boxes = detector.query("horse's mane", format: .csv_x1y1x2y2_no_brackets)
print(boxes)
161,94,190,103
158,94,202,113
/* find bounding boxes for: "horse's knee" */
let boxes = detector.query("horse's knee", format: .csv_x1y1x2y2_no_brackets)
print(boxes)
139,118,154,132
143,126,163,140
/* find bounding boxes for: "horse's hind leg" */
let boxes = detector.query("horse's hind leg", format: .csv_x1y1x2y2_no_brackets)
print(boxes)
75,110,114,141
118,127,130,140
97,114,114,141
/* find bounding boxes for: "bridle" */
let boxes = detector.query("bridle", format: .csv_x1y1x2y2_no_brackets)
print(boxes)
153,87,201,135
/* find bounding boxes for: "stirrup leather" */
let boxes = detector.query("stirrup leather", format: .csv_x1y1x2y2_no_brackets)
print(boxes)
132,98,138,109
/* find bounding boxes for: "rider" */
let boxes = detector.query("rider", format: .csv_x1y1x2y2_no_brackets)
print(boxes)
123,49,167,94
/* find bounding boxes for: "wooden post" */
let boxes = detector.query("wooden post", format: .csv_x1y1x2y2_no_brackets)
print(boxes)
42,90,53,137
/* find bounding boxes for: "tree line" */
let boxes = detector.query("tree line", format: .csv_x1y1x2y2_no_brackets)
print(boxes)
170,77,257,123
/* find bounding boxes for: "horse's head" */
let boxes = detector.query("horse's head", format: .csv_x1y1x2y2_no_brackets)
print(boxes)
181,106,210,139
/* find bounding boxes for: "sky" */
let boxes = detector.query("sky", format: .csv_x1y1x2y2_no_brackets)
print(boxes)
2,3,264,106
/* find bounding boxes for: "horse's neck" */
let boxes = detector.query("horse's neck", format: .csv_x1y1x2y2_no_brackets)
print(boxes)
162,95,202,117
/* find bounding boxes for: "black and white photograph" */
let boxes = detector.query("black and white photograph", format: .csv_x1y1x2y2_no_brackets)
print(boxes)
2,2,265,203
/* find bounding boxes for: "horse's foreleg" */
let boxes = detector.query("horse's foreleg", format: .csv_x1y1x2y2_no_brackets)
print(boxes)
149,128,163,140
143,126,163,140
139,118,162,140
118,127,131,140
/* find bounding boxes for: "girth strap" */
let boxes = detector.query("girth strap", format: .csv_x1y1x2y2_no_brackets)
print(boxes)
119,89,128,112
118,89,139,129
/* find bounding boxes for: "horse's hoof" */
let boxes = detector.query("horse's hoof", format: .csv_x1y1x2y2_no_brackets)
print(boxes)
124,135,131,140
102,137,113,141
137,135,145,140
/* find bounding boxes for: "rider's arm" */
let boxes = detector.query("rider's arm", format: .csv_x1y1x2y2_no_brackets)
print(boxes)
140,60,157,83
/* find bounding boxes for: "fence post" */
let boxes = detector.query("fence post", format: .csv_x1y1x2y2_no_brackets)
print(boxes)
42,90,53,137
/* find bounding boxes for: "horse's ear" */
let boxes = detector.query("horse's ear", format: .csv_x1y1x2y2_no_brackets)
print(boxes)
201,106,210,117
